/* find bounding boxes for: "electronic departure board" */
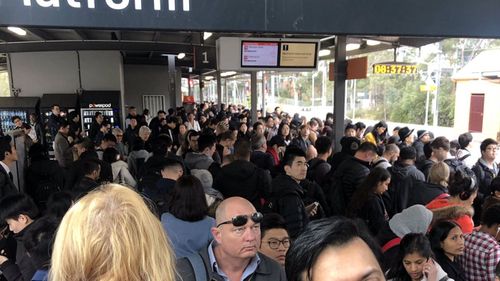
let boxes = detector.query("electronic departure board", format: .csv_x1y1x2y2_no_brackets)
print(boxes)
373,63,418,74
279,42,318,68
241,41,279,67
240,40,318,69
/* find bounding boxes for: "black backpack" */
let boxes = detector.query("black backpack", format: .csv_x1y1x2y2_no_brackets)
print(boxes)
33,178,61,210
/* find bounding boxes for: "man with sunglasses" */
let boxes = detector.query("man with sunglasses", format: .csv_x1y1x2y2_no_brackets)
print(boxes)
176,197,286,281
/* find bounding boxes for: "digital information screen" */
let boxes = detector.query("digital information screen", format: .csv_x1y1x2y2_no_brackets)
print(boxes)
279,42,318,68
373,63,418,74
241,41,279,67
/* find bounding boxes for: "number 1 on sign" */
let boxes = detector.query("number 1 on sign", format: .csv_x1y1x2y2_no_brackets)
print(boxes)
202,52,209,63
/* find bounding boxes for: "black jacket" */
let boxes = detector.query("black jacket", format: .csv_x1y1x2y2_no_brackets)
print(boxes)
386,162,426,215
472,159,498,197
271,174,309,238
418,159,435,180
148,116,162,137
214,160,271,211
47,113,62,139
307,158,331,188
25,158,64,208
124,125,139,149
64,151,113,190
0,164,17,199
143,178,176,214
250,151,274,173
290,137,311,153
349,194,389,236
327,156,371,215
73,176,99,199
387,177,447,216
0,223,37,281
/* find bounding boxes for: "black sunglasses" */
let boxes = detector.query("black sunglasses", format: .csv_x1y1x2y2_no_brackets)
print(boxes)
216,212,264,228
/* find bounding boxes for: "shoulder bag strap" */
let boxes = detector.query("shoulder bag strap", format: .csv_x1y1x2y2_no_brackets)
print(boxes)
187,253,208,281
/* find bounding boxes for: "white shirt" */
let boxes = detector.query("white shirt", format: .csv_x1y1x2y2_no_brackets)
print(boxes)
0,160,11,175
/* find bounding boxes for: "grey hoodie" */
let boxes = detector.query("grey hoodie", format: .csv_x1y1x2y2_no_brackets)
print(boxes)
184,152,214,171
389,204,433,238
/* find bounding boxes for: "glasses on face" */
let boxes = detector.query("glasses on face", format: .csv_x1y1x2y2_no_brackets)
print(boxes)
216,212,263,228
264,238,291,249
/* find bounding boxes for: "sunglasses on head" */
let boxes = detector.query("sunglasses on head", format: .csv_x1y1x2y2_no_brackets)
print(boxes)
216,212,263,228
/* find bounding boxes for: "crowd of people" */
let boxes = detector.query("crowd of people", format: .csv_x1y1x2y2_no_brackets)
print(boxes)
0,102,499,281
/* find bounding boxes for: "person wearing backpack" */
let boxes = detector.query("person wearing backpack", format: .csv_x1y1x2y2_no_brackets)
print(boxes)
472,138,499,201
456,132,475,169
307,136,332,189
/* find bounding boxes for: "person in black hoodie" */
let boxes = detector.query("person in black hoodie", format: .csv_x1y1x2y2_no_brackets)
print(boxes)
271,147,317,239
428,220,467,281
0,194,39,281
328,142,377,215
214,138,271,212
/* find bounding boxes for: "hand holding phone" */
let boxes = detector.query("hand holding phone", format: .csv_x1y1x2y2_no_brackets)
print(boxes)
422,258,438,281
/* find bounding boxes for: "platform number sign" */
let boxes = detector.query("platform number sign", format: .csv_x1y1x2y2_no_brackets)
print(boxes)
194,46,216,70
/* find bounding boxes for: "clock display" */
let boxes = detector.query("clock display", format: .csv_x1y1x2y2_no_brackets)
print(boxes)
373,63,417,74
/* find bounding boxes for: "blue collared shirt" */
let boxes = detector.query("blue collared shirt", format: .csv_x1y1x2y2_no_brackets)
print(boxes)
207,241,261,281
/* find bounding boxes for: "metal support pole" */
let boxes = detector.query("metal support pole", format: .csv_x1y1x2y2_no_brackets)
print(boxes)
217,71,222,111
251,72,258,124
199,76,204,103
261,72,266,114
167,55,177,109
334,36,347,152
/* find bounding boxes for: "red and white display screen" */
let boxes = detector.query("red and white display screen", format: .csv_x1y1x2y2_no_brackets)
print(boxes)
241,41,279,67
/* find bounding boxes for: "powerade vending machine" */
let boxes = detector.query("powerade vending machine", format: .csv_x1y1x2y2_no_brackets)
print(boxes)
80,91,121,134
0,96,40,193
40,93,80,159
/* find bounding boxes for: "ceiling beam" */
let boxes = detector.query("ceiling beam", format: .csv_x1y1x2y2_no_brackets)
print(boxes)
73,29,89,40
148,32,162,59
27,28,56,40
0,40,208,53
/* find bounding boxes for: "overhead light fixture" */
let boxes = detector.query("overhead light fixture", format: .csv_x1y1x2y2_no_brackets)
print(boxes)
7,26,27,36
203,32,213,40
318,49,331,57
177,53,186,59
366,40,381,46
221,71,237,77
346,43,361,51
205,76,214,80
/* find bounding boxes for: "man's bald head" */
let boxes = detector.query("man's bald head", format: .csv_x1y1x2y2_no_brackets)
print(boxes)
215,197,256,225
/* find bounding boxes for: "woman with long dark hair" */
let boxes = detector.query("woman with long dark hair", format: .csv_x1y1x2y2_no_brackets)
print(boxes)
386,233,452,281
347,167,391,236
278,122,292,145
428,221,466,281
365,120,388,145
161,175,215,258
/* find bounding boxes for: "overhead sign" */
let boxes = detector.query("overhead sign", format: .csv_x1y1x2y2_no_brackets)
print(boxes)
239,40,318,69
3,1,500,38
194,46,217,70
279,42,317,68
241,41,279,67
373,63,418,74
